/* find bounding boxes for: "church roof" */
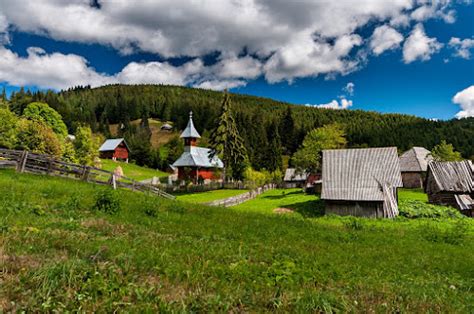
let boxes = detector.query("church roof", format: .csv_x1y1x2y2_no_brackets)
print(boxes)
180,111,201,139
172,147,223,168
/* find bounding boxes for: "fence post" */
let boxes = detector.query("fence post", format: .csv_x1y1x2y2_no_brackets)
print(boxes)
17,151,28,173
81,165,90,181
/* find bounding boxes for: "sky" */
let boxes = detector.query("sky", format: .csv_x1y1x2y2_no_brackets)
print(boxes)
0,0,473,120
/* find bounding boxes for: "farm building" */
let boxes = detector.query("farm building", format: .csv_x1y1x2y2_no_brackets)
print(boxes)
99,138,130,162
425,160,474,216
283,168,308,188
160,123,173,131
172,112,223,183
399,147,432,188
321,147,403,218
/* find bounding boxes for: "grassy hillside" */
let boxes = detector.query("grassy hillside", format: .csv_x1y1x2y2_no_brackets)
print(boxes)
175,189,248,203
1,170,473,312
100,159,168,181
109,118,179,148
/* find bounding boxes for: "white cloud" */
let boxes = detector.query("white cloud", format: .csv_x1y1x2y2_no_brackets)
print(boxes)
0,0,464,88
0,45,255,91
0,46,114,89
306,98,353,110
343,82,355,96
264,33,362,83
370,25,404,55
449,37,474,59
453,85,474,118
402,24,443,63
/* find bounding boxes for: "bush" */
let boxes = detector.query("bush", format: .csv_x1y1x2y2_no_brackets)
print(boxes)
399,200,463,219
93,189,121,214
141,197,161,217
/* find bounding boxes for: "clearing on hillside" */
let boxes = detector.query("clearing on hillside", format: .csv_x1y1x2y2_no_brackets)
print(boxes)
1,170,473,312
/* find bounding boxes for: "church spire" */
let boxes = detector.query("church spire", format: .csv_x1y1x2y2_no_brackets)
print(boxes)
180,111,201,139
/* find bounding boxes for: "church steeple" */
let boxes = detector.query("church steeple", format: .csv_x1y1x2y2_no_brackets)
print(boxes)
180,111,201,147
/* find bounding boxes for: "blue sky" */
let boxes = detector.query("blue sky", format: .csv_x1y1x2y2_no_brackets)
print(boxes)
0,0,473,120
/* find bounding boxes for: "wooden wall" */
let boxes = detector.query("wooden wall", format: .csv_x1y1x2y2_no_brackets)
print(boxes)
325,200,385,218
402,172,424,189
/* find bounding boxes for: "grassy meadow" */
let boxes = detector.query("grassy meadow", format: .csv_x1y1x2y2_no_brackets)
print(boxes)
175,189,248,203
100,159,168,181
1,169,473,312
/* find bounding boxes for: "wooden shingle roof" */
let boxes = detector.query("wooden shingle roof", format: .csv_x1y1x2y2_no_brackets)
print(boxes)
399,147,432,172
321,147,402,201
427,160,474,193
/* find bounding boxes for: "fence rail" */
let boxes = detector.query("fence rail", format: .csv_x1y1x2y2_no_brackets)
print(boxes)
205,184,277,207
0,149,175,200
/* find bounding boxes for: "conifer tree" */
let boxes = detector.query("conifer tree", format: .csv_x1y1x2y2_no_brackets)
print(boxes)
280,106,296,154
264,122,283,171
208,92,248,181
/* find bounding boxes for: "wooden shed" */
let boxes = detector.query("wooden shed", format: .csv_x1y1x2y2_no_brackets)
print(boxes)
99,138,130,162
283,168,308,188
399,147,432,188
425,160,474,216
321,147,403,218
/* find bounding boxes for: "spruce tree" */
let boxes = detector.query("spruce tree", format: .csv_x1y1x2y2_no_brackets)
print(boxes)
280,106,296,154
264,122,283,171
209,92,248,181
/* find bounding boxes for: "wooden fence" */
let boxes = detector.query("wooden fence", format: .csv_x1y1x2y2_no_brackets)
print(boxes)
0,149,175,200
205,184,277,207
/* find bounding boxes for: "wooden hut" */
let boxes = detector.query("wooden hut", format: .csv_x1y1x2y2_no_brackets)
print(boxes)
172,112,223,183
99,138,130,162
321,147,403,218
425,160,474,216
399,147,432,188
283,168,308,188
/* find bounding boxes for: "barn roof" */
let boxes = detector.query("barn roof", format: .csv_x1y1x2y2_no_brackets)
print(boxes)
180,111,201,139
321,147,402,201
427,160,474,193
172,147,223,168
99,138,129,152
400,147,432,172
284,168,308,182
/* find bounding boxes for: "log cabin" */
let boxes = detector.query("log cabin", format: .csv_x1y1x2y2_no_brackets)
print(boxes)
99,138,130,162
425,160,474,216
399,147,432,188
321,147,403,218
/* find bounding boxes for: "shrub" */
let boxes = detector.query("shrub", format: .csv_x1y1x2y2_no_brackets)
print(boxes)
420,220,469,245
343,217,365,231
399,200,463,219
141,197,161,217
93,189,121,214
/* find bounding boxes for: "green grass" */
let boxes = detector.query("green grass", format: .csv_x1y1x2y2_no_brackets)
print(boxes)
234,188,321,217
100,159,168,181
175,189,248,203
398,188,429,202
1,169,473,312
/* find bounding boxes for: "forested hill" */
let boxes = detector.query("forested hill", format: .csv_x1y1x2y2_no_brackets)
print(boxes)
9,84,474,162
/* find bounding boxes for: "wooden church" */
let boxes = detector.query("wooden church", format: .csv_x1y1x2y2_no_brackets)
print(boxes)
172,112,223,183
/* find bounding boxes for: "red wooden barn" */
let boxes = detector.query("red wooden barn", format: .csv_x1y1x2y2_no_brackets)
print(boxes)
172,112,223,183
99,138,130,162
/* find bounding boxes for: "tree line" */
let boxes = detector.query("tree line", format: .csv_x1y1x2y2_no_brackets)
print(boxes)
4,84,474,173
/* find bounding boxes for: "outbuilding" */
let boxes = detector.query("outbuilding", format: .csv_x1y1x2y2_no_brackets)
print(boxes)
99,138,130,162
425,160,474,216
321,147,403,218
399,147,432,188
283,168,308,188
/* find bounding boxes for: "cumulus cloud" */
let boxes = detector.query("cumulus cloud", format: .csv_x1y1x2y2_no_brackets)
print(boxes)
453,85,474,118
449,37,474,59
0,45,258,90
306,98,353,110
403,24,443,63
0,46,114,89
0,0,464,88
343,82,355,96
264,33,362,83
370,25,404,55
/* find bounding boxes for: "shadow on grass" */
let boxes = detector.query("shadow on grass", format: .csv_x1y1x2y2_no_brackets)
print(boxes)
263,190,304,200
286,199,325,218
